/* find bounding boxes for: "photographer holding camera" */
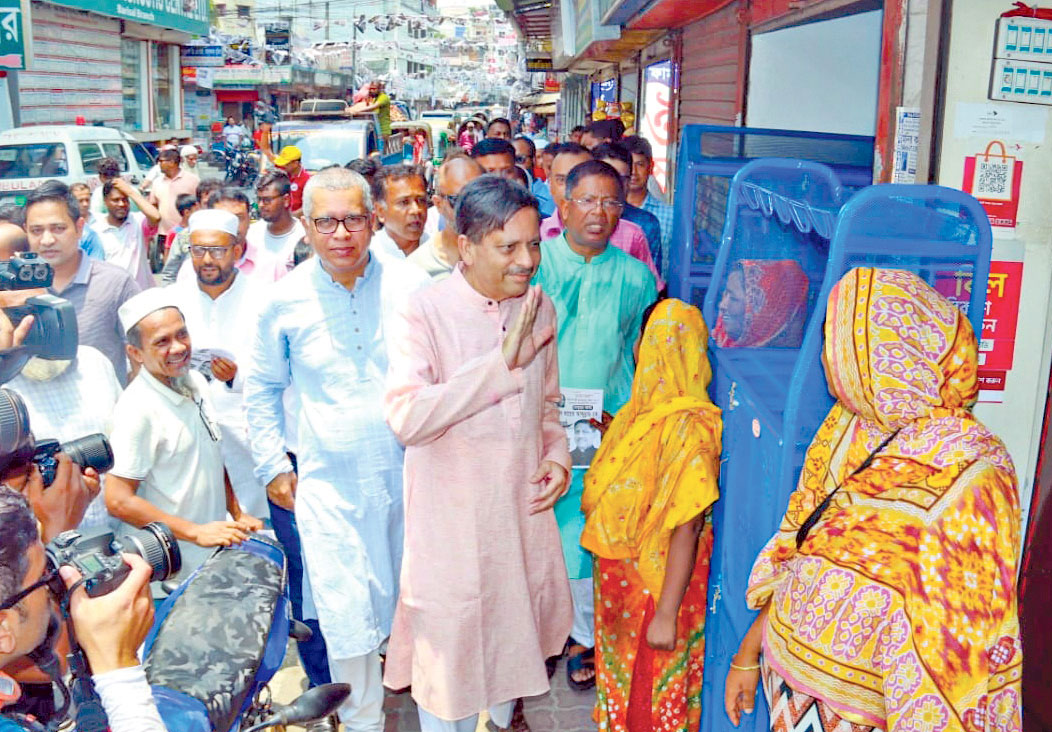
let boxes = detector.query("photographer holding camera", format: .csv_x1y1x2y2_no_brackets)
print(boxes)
0,487,165,732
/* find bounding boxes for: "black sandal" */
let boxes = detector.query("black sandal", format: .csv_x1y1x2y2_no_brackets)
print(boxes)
545,639,569,679
566,646,596,691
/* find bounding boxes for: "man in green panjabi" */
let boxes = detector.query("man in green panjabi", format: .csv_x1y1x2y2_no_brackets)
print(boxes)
532,158,657,692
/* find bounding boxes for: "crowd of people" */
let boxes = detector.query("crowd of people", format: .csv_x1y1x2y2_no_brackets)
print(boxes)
0,107,1024,732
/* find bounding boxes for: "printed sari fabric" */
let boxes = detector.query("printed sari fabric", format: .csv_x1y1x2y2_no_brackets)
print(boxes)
582,299,722,731
763,662,882,732
747,268,1022,732
712,259,809,348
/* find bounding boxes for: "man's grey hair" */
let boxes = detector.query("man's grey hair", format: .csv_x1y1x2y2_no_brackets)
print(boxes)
302,167,372,219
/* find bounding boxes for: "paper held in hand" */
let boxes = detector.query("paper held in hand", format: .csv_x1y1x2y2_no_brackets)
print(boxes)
559,388,603,469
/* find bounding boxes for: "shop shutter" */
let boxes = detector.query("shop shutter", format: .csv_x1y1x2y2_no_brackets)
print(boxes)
18,4,122,126
678,1,743,130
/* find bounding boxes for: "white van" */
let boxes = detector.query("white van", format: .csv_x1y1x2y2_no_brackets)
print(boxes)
0,125,155,206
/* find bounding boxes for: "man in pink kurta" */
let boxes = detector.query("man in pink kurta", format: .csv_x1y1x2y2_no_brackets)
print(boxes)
384,175,573,731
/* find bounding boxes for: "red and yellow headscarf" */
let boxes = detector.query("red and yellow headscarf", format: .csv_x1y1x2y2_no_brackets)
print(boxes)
747,268,1021,731
581,299,722,601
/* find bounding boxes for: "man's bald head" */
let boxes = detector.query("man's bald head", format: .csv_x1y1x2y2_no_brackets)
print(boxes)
435,156,484,228
0,222,28,261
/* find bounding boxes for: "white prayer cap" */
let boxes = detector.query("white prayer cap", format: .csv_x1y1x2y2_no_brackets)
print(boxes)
118,288,183,336
180,145,198,157
188,209,239,238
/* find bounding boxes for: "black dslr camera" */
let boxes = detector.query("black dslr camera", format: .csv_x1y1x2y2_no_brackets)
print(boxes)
46,523,181,598
0,389,114,486
0,252,78,384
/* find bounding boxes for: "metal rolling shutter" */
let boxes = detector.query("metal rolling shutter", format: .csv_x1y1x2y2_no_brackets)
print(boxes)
19,3,122,126
678,1,743,130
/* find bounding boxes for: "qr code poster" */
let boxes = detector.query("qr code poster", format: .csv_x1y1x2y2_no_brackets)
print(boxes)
962,141,1023,229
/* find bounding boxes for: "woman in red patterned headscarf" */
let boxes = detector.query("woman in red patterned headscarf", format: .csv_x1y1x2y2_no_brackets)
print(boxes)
712,259,809,348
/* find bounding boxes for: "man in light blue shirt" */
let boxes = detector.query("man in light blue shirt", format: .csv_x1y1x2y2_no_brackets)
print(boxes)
244,167,425,731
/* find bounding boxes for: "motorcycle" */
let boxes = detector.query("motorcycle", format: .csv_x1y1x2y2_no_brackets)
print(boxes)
223,140,260,188
141,534,347,731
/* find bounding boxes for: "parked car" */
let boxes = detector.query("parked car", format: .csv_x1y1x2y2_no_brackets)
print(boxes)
0,125,154,205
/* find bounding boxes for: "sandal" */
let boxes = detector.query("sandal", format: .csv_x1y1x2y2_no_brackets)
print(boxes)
545,639,569,679
566,645,596,691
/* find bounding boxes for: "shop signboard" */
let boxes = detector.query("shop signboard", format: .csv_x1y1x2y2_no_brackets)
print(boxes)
46,0,207,36
212,65,263,88
263,66,292,85
591,78,616,113
641,60,672,194
934,260,1024,403
0,0,29,69
181,45,223,67
264,22,290,50
526,56,553,73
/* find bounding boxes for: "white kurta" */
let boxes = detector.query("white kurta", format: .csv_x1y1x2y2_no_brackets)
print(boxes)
244,254,426,659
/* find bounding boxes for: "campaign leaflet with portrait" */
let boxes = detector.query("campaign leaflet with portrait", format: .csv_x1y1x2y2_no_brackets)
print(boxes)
559,388,603,469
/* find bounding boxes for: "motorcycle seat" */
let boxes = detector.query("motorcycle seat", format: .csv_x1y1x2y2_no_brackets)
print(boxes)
144,545,285,732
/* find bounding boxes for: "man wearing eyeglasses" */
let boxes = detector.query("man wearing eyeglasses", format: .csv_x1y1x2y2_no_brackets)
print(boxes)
105,287,262,593
248,171,306,277
407,155,483,281
540,144,662,289
0,487,166,732
532,159,658,692
244,166,428,732
169,209,269,523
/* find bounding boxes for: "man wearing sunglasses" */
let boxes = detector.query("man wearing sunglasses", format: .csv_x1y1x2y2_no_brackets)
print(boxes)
105,287,261,596
244,166,428,732
0,487,165,732
407,155,483,281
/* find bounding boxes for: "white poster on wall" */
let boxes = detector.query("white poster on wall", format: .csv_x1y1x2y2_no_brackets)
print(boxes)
641,60,672,195
892,106,920,184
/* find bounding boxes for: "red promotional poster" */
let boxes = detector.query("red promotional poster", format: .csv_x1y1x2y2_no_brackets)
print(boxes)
935,261,1023,402
962,141,1023,229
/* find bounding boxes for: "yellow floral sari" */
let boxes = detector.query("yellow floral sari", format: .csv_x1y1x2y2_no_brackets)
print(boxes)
582,298,722,732
747,268,1021,732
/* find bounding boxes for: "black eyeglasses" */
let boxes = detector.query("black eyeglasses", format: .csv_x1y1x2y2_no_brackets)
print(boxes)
311,215,370,235
194,398,220,442
440,193,461,209
0,565,58,611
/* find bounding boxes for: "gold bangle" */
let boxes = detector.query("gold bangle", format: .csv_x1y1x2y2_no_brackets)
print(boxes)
730,662,761,672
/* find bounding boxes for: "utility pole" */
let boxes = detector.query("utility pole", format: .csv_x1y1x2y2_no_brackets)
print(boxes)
325,0,330,41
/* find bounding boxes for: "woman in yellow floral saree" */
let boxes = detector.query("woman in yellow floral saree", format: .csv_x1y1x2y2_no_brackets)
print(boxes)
724,268,1022,732
582,298,722,732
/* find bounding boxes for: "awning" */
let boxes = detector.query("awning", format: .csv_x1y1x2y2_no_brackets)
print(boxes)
529,103,557,115
215,90,260,103
518,91,560,108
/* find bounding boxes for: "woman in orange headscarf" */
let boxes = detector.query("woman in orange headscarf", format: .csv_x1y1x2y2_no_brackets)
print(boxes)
582,298,722,732
724,268,1022,732
713,259,809,348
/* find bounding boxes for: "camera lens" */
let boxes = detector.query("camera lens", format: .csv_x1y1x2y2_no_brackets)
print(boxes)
33,263,49,283
16,267,32,282
121,522,181,582
60,433,114,474
0,388,34,474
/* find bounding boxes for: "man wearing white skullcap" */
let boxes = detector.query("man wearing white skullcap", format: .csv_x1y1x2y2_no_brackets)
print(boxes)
180,144,199,174
106,276,262,591
167,209,271,519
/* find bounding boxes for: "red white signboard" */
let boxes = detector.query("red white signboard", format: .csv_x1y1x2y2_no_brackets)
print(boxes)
962,140,1023,229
